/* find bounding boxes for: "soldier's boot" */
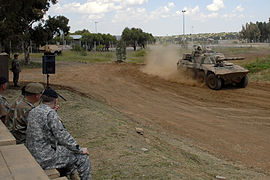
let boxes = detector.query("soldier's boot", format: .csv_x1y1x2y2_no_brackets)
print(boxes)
69,171,80,180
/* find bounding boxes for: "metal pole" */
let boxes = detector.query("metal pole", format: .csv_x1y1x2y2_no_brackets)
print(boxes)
95,21,98,33
182,10,186,36
47,74,49,88
182,10,186,48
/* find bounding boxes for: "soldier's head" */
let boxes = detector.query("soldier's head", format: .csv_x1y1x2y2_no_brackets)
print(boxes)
14,54,19,59
197,46,202,51
0,77,8,92
24,83,44,103
41,87,58,108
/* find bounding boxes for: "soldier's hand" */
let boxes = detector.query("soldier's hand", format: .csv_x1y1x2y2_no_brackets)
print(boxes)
53,105,60,111
82,148,89,155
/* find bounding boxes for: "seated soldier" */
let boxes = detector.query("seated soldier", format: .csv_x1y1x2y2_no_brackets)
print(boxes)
6,82,44,144
0,77,9,124
6,86,26,128
26,88,91,180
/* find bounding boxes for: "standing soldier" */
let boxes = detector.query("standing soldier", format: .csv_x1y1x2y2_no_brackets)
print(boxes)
11,54,21,87
6,83,44,144
26,87,91,180
0,77,9,124
116,40,126,63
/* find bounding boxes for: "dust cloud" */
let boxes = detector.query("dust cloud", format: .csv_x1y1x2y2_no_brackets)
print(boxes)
141,45,198,86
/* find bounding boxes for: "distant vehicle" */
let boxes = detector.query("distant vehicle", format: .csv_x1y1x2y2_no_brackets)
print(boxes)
177,46,249,90
39,45,62,55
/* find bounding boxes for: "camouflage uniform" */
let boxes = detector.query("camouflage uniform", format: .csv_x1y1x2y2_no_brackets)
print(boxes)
26,104,91,180
0,95,10,124
116,40,126,62
11,58,21,86
6,95,24,127
7,98,34,144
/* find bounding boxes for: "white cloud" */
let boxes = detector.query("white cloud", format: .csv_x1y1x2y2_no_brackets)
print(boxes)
235,5,244,12
49,0,148,18
121,0,148,6
112,7,147,23
208,12,218,18
207,0,225,12
112,1,175,24
176,6,200,16
168,2,175,8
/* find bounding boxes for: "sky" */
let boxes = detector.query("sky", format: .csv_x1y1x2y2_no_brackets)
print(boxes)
46,0,270,36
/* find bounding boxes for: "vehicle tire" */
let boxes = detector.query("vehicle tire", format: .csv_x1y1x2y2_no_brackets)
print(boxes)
207,73,222,90
197,71,205,83
238,75,248,88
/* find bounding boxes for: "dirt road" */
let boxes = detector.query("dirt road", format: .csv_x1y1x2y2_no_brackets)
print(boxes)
20,62,270,173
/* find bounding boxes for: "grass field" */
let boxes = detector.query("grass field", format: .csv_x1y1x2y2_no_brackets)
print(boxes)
29,49,147,64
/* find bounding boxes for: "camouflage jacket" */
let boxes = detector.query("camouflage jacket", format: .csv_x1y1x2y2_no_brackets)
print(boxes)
11,59,21,73
26,104,83,166
6,95,24,128
7,98,34,144
0,95,10,124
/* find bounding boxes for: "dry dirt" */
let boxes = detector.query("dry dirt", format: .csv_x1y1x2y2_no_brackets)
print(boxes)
17,56,270,176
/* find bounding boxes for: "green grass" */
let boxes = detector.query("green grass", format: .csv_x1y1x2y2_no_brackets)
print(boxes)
29,49,147,64
244,56,270,73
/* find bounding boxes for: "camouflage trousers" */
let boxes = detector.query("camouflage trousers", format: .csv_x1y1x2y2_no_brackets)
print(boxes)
41,146,91,180
13,72,19,86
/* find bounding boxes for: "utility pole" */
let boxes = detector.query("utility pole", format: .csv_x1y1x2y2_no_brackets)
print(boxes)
182,10,186,36
191,26,194,44
95,21,98,33
94,21,98,51
182,10,186,48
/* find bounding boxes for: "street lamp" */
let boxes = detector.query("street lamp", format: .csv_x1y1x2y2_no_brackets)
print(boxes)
95,21,98,33
94,21,98,51
182,10,186,36
182,10,186,48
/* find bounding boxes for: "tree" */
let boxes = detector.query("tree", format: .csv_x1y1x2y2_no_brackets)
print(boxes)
121,27,155,51
0,0,57,63
29,15,70,48
44,15,70,40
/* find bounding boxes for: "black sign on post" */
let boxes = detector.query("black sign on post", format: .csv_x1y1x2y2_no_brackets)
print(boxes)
42,55,55,88
42,55,55,74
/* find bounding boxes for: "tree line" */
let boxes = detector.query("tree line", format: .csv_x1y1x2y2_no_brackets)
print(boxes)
0,0,65,63
240,18,270,43
68,29,117,51
121,27,155,51
0,0,155,63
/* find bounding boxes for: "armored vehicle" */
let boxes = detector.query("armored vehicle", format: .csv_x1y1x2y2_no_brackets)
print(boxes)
39,45,62,55
177,46,249,90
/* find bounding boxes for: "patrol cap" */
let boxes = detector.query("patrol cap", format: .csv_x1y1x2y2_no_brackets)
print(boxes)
42,87,58,98
0,77,8,85
25,83,44,94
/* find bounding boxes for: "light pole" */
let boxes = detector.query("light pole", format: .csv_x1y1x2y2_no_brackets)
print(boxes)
94,21,98,51
182,10,186,36
182,10,186,48
95,21,98,33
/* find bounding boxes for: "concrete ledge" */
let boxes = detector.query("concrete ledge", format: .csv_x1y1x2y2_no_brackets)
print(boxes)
0,144,49,180
0,121,16,146
45,169,60,179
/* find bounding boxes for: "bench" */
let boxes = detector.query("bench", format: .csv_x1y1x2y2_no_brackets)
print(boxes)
0,121,16,146
0,144,50,180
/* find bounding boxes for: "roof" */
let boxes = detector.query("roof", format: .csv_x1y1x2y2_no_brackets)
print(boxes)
70,35,82,40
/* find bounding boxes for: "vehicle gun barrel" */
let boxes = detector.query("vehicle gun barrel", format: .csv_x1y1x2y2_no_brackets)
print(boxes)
223,57,245,61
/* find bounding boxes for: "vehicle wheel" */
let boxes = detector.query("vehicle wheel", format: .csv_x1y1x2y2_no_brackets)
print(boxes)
238,75,248,88
207,73,222,90
197,71,205,83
